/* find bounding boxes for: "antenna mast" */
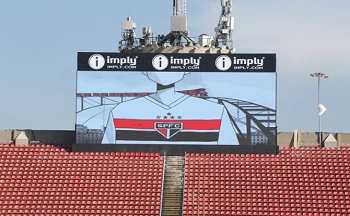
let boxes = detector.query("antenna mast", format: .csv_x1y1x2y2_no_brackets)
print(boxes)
120,17,137,49
214,0,235,50
157,0,195,46
119,0,235,53
174,0,187,15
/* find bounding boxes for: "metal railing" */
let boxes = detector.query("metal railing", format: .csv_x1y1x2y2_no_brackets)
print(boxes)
159,152,167,216
181,152,187,216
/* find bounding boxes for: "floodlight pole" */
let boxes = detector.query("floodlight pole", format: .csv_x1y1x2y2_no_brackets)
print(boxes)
310,72,328,147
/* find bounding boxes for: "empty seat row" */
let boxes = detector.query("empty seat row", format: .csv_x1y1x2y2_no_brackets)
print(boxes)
183,148,350,216
0,144,164,216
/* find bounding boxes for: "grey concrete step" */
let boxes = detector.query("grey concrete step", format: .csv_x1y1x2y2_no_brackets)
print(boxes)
161,156,185,216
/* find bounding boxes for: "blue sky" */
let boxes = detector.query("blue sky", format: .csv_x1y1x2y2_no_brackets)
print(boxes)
1,0,349,132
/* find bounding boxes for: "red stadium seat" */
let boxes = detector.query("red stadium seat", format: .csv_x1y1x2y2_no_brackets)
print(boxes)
2,144,350,216
183,148,350,216
0,144,164,216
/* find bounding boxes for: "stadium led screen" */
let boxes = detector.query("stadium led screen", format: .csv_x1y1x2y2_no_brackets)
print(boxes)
76,52,277,146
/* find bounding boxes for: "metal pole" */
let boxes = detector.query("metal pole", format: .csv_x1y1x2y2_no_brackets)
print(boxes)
318,76,321,146
311,72,328,147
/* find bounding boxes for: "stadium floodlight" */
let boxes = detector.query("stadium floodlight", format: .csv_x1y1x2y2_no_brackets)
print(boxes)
310,72,329,147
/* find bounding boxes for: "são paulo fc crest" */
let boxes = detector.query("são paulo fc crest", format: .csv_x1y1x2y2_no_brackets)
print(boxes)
154,122,183,139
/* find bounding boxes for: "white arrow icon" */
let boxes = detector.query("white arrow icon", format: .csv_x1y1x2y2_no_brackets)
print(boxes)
318,103,327,116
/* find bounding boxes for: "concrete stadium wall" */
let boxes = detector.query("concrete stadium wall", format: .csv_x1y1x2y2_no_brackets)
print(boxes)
277,132,294,147
276,132,350,147
0,129,75,146
0,130,13,144
300,132,318,144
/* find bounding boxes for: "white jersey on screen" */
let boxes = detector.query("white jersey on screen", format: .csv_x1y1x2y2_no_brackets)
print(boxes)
102,93,238,145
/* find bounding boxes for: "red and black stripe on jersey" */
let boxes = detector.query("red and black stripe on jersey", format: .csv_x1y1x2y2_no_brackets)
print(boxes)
114,119,221,142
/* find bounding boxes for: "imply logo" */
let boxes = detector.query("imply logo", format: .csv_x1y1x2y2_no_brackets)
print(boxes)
152,54,169,70
215,55,232,71
88,54,105,70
